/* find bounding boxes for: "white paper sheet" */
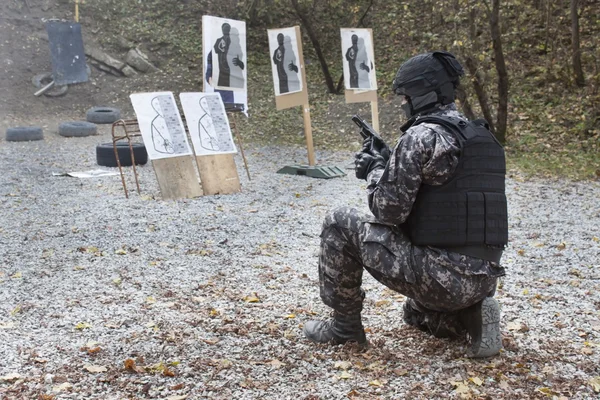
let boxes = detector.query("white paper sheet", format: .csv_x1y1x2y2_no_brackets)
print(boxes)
129,92,193,160
179,92,237,156
268,27,303,96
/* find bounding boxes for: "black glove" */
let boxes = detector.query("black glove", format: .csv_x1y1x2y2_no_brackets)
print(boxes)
355,151,386,180
362,135,391,162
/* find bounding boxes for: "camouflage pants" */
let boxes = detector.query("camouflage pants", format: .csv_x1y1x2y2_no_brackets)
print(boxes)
319,207,501,330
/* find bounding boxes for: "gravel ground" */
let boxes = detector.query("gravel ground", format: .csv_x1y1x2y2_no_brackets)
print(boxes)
1,127,599,400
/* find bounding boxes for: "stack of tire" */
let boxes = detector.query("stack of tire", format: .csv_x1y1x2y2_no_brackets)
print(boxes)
85,106,148,167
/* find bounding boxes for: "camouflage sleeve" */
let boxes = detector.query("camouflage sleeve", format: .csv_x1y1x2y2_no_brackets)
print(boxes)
366,123,460,225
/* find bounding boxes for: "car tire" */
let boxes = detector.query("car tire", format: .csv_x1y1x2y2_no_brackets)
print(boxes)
96,142,148,167
58,121,97,137
31,72,68,97
6,126,44,142
86,106,121,124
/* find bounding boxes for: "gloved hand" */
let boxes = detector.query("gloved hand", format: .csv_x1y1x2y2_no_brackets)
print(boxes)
355,151,386,180
362,135,391,162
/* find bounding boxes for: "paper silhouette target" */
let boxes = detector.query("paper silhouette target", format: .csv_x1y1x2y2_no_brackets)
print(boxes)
203,16,247,92
340,28,377,91
130,92,193,160
268,27,303,96
179,92,237,156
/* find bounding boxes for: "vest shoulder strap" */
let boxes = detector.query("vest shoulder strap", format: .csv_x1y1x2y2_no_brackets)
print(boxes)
414,115,496,144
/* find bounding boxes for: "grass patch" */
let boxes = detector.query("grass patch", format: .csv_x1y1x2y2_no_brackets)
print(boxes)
507,148,599,180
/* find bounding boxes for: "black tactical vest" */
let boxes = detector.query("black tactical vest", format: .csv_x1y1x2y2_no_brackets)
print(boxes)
405,115,508,258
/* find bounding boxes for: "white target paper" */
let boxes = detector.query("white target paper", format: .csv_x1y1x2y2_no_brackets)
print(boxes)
203,16,247,92
129,92,192,160
340,28,377,91
268,27,303,96
179,92,237,156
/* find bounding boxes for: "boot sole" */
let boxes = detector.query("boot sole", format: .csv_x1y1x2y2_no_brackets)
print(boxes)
467,297,502,358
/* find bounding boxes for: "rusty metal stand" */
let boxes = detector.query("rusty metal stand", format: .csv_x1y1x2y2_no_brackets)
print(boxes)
111,119,143,198
228,111,251,181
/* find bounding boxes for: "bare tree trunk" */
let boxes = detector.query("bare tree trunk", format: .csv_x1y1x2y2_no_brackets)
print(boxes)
465,7,495,132
490,0,509,143
455,84,477,121
570,0,585,86
465,57,496,133
290,0,336,93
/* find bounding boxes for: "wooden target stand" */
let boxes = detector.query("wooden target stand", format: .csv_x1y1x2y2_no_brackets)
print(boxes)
111,119,203,200
275,26,346,179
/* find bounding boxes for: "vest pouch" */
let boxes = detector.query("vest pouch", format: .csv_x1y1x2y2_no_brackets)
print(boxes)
484,192,509,245
466,192,485,244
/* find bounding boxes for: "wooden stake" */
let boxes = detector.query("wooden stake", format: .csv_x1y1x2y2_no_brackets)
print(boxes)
370,99,380,132
302,104,315,166
75,0,79,22
231,112,251,180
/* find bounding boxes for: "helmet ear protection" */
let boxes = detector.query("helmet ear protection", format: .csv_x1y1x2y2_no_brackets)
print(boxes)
392,51,464,117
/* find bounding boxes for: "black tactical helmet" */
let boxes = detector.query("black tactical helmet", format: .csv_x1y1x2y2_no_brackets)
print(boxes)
392,51,464,117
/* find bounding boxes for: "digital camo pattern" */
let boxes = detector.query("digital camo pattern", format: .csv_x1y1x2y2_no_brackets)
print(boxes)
318,104,506,334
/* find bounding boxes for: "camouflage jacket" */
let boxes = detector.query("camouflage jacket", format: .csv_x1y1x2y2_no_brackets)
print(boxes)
366,103,506,276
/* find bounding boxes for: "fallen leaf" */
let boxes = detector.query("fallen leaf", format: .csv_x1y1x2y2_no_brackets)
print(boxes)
334,361,352,370
499,380,510,389
469,377,483,386
393,368,409,376
375,300,391,307
124,358,144,373
169,383,185,390
52,382,72,392
556,242,566,250
166,396,188,400
517,249,525,256
590,376,600,392
115,248,127,255
0,372,21,381
84,364,107,373
451,381,471,398
536,387,558,396
11,272,22,279
369,380,383,387
268,359,286,368
581,347,594,355
0,321,15,329
74,322,92,330
340,371,352,379
244,296,260,303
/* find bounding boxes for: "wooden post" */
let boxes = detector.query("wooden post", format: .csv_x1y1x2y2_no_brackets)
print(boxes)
75,0,79,22
370,99,379,132
302,104,315,166
272,26,314,166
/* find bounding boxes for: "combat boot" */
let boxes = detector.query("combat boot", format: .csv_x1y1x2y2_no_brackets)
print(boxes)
403,299,465,339
460,297,502,358
303,312,367,346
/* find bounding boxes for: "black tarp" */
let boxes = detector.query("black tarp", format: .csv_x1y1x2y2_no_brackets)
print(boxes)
46,20,88,85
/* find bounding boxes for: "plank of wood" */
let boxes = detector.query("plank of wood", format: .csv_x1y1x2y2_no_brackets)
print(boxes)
195,154,241,195
152,156,203,200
